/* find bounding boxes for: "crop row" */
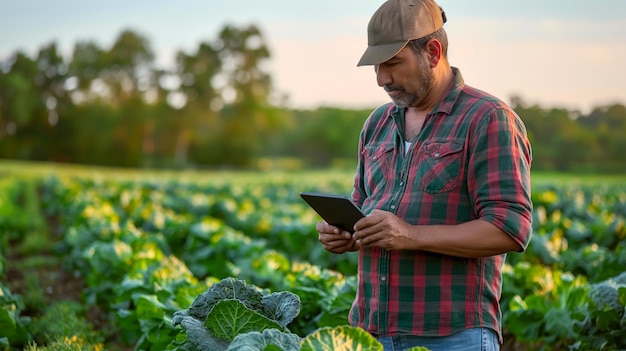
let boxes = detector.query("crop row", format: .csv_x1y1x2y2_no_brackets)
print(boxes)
1,171,625,350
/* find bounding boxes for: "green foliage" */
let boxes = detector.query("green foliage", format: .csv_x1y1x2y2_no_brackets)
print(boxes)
228,329,302,351
505,271,589,349
171,278,301,350
23,337,102,351
577,272,626,349
3,26,625,170
205,300,283,341
0,283,31,349
511,183,626,283
506,271,626,351
186,278,265,319
0,178,45,241
172,278,421,351
29,301,102,347
1,165,625,350
513,99,626,172
32,171,360,350
0,24,282,168
20,273,47,314
300,325,382,351
283,107,369,166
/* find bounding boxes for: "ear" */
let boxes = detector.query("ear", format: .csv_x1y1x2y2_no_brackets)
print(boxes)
425,39,442,67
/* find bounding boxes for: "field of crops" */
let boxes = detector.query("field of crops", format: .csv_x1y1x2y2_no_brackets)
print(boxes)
1,161,625,350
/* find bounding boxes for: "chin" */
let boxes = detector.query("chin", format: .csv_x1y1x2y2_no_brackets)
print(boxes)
391,97,412,108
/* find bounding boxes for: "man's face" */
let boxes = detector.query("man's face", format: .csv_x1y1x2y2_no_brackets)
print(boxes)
374,45,434,108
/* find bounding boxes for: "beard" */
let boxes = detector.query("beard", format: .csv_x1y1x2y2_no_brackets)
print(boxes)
385,59,434,108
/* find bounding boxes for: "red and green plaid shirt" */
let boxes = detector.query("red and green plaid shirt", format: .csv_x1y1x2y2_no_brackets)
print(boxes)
349,68,533,342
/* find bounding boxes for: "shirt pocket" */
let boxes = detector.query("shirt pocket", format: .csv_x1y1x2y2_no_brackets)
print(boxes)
416,140,464,194
362,144,395,196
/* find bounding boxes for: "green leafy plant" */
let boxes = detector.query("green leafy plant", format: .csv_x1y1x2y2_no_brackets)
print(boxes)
575,272,626,350
0,283,31,350
171,277,301,350
170,277,431,351
504,270,588,349
300,325,381,351
13,169,626,350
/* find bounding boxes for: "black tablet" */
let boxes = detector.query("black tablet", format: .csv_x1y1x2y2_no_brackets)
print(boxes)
300,192,365,233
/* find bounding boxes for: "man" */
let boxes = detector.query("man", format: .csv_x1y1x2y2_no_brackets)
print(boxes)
316,0,533,350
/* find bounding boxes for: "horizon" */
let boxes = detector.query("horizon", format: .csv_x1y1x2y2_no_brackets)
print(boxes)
1,0,625,113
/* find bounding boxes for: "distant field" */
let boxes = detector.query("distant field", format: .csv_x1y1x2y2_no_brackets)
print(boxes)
2,159,623,185
531,171,626,185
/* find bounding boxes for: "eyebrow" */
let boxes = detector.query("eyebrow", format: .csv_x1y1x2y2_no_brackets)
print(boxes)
384,57,402,64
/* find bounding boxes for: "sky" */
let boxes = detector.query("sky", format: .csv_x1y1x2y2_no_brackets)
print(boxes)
1,0,625,112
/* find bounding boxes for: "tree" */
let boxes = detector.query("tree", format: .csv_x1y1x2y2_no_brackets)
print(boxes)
578,104,626,172
513,99,582,171
210,24,278,166
0,52,43,159
33,42,72,161
172,42,223,166
68,40,106,101
284,107,367,167
103,29,155,103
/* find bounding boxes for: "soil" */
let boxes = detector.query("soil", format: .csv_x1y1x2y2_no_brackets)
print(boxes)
4,235,131,350
6,253,83,305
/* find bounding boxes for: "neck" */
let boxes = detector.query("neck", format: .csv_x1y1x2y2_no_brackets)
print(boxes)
409,62,453,114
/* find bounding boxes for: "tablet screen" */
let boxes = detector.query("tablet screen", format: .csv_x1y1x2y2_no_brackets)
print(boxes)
300,192,365,233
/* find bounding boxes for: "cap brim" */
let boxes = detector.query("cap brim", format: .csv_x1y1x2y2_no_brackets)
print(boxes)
357,41,408,66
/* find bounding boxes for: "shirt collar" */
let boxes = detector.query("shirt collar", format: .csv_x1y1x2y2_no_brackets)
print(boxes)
436,67,465,115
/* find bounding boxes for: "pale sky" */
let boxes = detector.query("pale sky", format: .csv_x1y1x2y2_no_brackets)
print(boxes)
1,0,625,112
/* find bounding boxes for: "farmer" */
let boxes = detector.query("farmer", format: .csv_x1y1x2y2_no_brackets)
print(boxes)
315,0,533,350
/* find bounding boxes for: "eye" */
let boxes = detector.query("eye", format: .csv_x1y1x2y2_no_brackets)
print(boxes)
385,60,400,67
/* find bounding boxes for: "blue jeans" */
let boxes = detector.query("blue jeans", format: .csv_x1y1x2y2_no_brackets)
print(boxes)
377,328,500,351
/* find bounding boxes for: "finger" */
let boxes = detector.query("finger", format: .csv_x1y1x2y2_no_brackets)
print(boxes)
317,227,351,242
319,232,351,245
354,210,387,231
322,238,354,253
355,229,384,248
340,230,354,239
352,220,381,241
316,220,341,234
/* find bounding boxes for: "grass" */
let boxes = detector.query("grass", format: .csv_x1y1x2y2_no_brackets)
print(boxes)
16,231,54,255
21,272,48,313
26,301,104,351
0,160,626,190
531,171,626,186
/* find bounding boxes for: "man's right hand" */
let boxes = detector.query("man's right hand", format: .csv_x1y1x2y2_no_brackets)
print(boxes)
316,220,359,254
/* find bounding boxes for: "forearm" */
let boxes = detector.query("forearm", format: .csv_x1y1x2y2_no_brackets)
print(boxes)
408,219,521,258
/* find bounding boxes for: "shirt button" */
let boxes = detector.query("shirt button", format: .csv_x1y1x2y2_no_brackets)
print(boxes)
381,276,387,282
434,152,440,157
390,205,396,210
400,181,404,186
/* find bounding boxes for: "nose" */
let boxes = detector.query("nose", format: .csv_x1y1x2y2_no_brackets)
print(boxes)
375,65,391,87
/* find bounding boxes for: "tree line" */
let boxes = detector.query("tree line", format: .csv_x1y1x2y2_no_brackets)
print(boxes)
0,26,624,172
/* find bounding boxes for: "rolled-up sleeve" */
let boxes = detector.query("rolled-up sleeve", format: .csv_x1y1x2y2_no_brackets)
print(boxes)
468,106,533,251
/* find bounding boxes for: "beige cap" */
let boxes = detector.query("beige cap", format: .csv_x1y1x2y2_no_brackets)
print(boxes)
357,0,447,66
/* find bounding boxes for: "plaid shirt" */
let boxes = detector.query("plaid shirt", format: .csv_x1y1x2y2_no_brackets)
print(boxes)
349,68,532,342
